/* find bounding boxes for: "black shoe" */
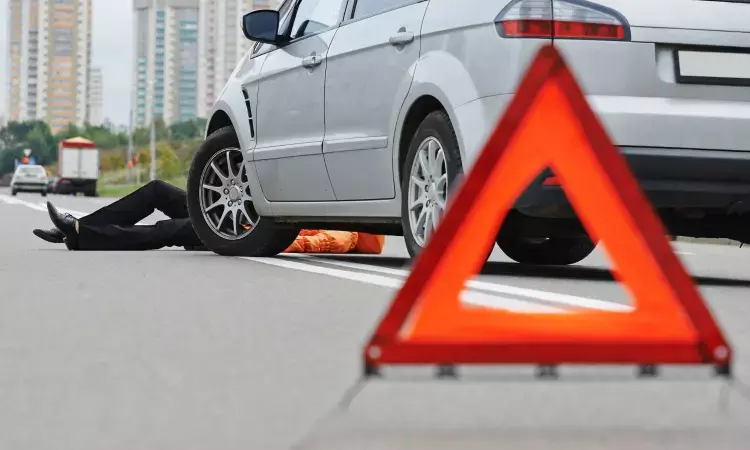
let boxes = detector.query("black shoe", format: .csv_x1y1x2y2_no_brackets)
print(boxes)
46,202,79,249
33,227,65,244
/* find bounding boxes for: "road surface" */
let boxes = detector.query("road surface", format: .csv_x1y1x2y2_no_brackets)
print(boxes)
1,188,748,450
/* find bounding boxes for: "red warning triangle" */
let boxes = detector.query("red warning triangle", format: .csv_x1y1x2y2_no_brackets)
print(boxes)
364,45,731,372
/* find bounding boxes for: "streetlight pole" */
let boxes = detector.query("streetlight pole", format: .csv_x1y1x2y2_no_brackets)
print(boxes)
149,110,156,181
148,0,157,182
127,109,133,183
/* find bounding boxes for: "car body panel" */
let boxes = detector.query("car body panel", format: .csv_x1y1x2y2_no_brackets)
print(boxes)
414,0,551,164
253,29,338,202
203,0,750,232
322,1,429,201
556,40,750,152
593,0,750,34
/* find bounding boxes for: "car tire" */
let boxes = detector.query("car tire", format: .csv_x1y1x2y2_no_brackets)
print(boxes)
187,126,300,257
401,110,464,259
11,189,17,196
41,190,47,197
496,234,596,266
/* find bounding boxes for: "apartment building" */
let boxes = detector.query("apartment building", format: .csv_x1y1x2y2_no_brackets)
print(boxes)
5,0,93,134
197,0,277,118
87,66,103,126
131,0,278,127
132,0,201,128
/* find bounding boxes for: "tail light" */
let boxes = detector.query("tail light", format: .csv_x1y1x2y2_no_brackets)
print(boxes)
496,0,630,41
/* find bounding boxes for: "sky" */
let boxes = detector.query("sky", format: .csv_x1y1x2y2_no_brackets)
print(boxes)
0,0,134,127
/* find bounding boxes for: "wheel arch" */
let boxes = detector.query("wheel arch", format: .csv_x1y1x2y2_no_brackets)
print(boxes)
397,95,454,184
205,109,234,138
199,108,272,216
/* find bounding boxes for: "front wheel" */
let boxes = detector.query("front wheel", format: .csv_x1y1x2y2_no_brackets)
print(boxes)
401,111,464,259
187,126,300,257
496,235,596,266
41,190,47,197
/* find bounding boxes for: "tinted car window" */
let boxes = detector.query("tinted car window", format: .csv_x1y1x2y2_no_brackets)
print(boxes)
289,0,344,39
351,0,416,19
18,166,44,175
251,0,294,55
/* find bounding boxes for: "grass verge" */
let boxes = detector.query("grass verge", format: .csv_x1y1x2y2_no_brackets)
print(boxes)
98,175,187,198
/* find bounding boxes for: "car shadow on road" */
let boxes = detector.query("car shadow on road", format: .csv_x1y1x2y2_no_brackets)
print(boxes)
316,255,750,288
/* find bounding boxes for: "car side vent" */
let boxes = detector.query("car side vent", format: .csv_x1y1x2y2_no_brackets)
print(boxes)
241,87,255,139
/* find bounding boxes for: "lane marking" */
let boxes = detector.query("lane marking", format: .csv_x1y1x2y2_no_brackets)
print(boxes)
242,256,566,313
0,193,641,313
288,255,633,312
0,194,88,216
0,195,150,224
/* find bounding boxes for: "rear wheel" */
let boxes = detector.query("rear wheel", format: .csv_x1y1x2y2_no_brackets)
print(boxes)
187,126,300,257
496,235,596,266
401,110,463,259
41,190,47,197
11,189,17,196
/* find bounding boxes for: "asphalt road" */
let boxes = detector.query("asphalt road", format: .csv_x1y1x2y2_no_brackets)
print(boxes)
1,188,749,450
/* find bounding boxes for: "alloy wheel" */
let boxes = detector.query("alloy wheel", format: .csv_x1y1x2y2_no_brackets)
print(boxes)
199,148,259,240
408,136,448,247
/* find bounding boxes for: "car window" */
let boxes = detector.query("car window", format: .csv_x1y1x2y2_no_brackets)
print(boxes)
289,0,344,39
351,0,416,20
17,166,44,175
251,0,294,55
277,0,294,32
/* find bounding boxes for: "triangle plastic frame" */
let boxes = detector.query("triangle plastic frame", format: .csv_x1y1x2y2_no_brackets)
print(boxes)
363,45,731,376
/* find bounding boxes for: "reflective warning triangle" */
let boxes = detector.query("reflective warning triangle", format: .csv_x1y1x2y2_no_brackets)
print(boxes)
364,45,731,372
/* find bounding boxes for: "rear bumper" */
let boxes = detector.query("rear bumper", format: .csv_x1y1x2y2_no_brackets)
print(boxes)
515,147,750,218
12,182,46,191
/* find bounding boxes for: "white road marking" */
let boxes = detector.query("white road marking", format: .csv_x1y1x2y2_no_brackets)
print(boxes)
0,193,634,313
288,255,633,312
0,194,89,217
0,195,151,224
242,256,566,313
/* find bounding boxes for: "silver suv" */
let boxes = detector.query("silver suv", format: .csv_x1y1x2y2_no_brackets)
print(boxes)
187,0,750,264
10,165,48,197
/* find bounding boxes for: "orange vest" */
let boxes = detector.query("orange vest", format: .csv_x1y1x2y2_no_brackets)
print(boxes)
283,230,385,255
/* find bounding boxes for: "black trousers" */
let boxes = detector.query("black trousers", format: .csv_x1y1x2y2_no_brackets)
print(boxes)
76,180,203,251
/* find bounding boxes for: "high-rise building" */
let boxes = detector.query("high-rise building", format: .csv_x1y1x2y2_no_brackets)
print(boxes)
87,66,103,126
132,0,201,128
198,0,278,118
5,0,93,134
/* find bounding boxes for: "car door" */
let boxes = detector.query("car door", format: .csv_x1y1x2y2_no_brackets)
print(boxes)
322,0,429,201
253,0,347,202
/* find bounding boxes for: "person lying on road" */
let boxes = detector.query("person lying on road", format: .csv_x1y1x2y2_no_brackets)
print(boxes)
33,180,386,254
35,180,205,251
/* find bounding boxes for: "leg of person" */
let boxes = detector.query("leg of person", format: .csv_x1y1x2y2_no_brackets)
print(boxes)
79,180,189,227
76,218,202,251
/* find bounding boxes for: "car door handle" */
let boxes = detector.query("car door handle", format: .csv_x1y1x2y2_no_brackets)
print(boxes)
302,54,323,68
389,31,414,46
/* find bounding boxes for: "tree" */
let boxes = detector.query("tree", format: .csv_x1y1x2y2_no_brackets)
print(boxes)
170,118,207,141
0,121,56,173
25,123,56,165
156,143,182,178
